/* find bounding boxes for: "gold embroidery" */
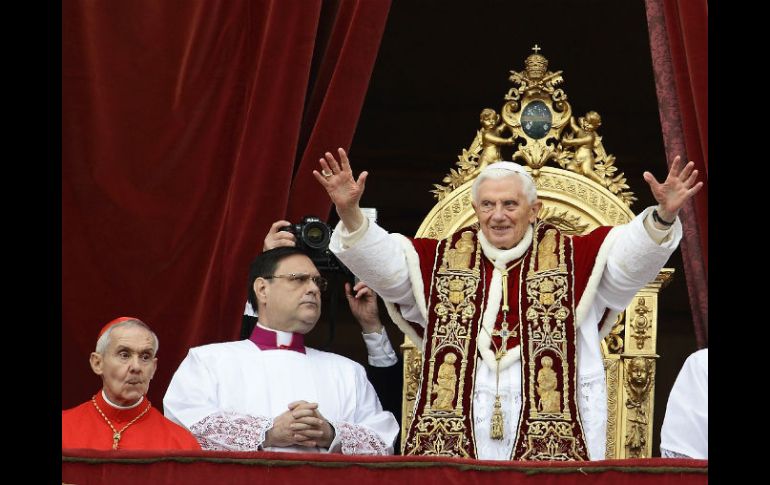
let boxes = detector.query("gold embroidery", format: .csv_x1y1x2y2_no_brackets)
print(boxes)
407,232,481,456
537,228,559,271
406,417,472,457
431,353,458,411
538,277,556,305
448,278,465,305
536,356,561,413
515,225,588,460
445,231,475,270
520,421,587,461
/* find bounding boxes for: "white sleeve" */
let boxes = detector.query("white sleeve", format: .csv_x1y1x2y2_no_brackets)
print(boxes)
362,327,398,367
330,219,425,325
596,206,682,312
163,348,271,451
326,364,400,455
660,349,708,459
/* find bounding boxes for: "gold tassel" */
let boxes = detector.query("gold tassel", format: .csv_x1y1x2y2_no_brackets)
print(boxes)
491,395,504,440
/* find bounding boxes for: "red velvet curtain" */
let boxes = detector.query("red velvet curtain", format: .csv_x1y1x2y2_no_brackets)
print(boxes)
62,0,390,409
644,0,708,347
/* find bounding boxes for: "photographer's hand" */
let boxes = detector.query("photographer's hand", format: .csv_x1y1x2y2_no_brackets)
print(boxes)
345,282,382,334
313,148,367,232
263,220,296,251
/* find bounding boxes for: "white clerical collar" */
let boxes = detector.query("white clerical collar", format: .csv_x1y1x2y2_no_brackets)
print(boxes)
256,322,294,347
478,224,534,268
102,389,144,410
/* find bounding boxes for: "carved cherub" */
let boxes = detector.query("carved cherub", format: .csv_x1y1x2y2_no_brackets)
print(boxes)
478,108,515,171
562,111,606,187
624,357,653,456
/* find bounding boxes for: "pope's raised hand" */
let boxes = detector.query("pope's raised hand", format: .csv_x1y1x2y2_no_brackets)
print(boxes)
313,148,368,231
642,155,704,222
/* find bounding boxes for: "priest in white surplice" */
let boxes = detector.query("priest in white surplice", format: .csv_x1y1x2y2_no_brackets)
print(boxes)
313,149,702,460
660,348,708,459
164,247,399,454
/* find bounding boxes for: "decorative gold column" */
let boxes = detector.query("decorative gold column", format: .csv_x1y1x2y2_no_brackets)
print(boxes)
604,269,673,458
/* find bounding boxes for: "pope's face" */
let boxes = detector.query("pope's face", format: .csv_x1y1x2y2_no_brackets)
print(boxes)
256,254,322,334
473,176,540,250
90,325,157,406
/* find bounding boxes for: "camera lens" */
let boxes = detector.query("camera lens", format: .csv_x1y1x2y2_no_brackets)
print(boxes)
307,226,323,242
301,221,331,250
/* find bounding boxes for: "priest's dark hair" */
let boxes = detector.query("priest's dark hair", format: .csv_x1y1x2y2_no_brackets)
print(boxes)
246,246,311,311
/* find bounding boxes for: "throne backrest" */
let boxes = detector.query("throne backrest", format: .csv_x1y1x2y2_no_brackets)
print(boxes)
399,47,670,459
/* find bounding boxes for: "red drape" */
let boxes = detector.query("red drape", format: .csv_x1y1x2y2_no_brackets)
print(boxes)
62,450,709,485
62,0,390,409
644,0,708,347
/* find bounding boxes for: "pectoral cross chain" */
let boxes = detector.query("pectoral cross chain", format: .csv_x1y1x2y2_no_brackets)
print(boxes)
492,267,518,358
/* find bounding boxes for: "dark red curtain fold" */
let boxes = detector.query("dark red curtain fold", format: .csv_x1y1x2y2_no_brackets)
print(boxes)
62,0,390,409
644,0,708,347
287,0,391,222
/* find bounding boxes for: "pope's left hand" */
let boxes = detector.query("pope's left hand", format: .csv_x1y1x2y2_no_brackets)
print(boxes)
643,155,704,221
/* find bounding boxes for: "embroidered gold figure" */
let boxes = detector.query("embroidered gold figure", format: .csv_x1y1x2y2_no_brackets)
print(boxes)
537,229,558,271
536,356,561,413
431,352,459,410
91,396,152,450
446,231,475,270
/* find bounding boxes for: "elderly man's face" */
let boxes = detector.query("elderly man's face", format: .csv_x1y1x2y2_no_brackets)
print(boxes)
473,176,540,250
256,254,322,334
90,326,157,406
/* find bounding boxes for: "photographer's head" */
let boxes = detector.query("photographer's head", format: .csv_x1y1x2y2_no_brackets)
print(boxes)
248,247,327,334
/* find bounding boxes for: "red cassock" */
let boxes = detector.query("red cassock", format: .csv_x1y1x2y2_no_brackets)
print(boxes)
62,391,201,451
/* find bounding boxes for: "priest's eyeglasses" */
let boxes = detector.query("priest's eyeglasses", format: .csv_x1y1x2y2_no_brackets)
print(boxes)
263,273,328,291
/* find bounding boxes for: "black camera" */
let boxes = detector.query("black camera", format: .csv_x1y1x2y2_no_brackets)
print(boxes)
281,216,352,276
282,216,332,252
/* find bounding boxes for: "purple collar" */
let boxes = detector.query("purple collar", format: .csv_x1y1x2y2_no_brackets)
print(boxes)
248,324,305,354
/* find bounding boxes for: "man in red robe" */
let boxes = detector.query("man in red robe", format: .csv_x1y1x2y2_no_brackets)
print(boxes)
62,317,201,451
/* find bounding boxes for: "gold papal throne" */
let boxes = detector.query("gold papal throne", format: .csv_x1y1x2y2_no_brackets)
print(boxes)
398,46,671,459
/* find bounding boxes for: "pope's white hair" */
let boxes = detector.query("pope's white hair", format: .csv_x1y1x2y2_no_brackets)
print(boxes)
471,161,537,205
95,318,159,355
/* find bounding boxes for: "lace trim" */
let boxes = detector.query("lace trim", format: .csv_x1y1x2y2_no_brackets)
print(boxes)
578,377,606,430
190,412,273,451
661,448,691,459
335,421,389,455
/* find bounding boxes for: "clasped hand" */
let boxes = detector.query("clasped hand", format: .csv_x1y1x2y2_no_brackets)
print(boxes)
265,401,335,449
